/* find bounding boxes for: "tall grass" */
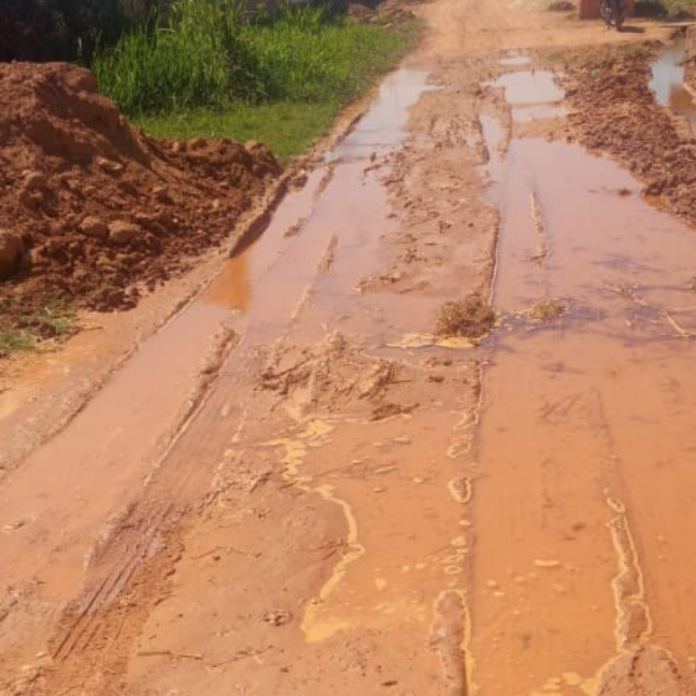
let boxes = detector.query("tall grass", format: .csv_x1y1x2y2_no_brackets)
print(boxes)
94,0,415,116
93,0,263,113
241,5,408,104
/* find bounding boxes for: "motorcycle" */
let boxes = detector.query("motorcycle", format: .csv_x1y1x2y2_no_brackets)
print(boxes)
600,0,625,30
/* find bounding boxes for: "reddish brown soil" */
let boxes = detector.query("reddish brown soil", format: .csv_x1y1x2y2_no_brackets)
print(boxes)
564,44,696,224
0,62,280,318
6,3,696,696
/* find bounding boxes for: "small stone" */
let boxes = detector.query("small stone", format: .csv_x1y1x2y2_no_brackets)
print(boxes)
22,171,48,190
109,221,142,245
96,157,124,175
153,185,173,204
393,436,411,445
263,609,292,626
79,216,109,240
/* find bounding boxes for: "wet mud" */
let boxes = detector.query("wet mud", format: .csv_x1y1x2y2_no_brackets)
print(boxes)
3,2,696,695
563,41,696,226
650,38,696,133
469,60,696,695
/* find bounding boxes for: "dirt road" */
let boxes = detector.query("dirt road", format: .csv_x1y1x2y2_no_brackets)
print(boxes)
2,0,696,694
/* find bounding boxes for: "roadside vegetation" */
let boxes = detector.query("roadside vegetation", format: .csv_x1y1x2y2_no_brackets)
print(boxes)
93,0,419,161
0,0,418,358
2,0,418,162
0,297,77,359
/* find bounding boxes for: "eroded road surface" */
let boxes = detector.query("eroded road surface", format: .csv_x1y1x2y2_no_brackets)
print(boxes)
2,0,696,695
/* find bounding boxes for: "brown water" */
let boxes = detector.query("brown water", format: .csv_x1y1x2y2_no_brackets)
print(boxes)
7,51,696,696
468,71,696,694
650,37,696,133
0,66,443,674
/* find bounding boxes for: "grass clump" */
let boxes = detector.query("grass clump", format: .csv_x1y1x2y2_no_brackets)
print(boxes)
0,328,34,359
0,296,77,359
435,294,496,340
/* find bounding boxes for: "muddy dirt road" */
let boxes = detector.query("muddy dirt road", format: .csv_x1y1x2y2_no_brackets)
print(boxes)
3,0,696,694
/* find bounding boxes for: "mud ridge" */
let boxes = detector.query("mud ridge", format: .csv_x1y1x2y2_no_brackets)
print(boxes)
563,44,696,230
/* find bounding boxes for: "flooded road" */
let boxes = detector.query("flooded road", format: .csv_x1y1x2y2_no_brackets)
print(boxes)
650,37,696,132
2,1,694,695
469,64,696,694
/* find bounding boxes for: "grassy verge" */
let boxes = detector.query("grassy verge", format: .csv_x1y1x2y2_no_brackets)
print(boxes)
94,1,420,162
138,99,339,162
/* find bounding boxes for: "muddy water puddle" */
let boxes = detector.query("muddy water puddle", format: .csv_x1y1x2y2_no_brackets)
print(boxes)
489,70,564,106
469,68,696,694
0,66,450,677
205,67,441,344
328,67,435,161
650,37,696,132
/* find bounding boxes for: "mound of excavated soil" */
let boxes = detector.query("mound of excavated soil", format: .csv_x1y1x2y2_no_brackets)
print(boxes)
563,46,696,228
0,62,280,316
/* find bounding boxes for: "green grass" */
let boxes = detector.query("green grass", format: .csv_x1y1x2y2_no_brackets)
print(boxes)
137,100,338,162
0,296,77,359
94,1,420,161
93,0,260,113
0,328,34,359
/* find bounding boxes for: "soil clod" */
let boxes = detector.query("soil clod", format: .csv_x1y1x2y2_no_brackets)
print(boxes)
435,294,496,339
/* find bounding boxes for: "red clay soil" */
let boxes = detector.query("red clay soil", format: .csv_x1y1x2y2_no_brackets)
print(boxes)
563,45,696,226
0,62,280,321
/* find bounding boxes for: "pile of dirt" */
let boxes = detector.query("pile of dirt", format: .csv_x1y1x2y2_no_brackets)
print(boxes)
563,46,696,227
0,62,280,319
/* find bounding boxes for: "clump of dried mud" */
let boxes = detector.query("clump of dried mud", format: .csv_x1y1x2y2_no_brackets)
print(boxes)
563,45,696,227
0,62,280,321
436,294,496,339
259,331,414,420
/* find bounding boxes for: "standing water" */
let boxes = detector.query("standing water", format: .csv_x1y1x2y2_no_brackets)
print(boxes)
649,36,696,132
468,64,696,695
